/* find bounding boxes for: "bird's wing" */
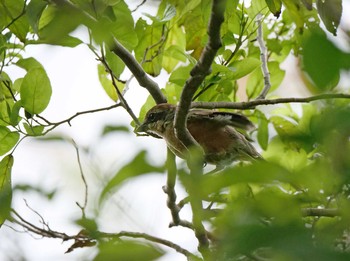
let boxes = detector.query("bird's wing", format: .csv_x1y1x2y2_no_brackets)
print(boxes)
189,109,255,131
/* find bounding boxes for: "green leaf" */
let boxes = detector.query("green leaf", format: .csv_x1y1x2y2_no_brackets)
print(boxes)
0,155,14,227
16,57,43,71
20,68,52,114
9,100,22,126
257,111,269,150
302,31,343,91
134,19,164,76
193,161,293,196
26,0,48,34
316,0,342,36
228,58,261,79
38,4,84,46
23,123,44,136
101,125,130,136
99,151,164,204
95,240,164,261
0,0,30,42
265,0,282,17
246,61,285,98
97,64,118,101
110,1,137,51
162,24,187,72
105,49,125,78
168,65,192,86
0,127,20,156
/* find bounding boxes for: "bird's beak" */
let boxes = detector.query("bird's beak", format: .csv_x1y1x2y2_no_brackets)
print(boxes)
136,122,149,133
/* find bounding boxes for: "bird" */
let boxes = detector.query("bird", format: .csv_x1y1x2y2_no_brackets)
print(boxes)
137,103,262,167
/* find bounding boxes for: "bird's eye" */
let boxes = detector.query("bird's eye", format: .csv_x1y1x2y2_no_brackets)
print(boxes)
148,112,156,122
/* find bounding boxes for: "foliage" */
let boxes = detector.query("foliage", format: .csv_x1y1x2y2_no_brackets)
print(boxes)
0,0,350,260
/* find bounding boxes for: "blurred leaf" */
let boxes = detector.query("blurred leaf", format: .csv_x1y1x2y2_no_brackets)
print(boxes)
101,125,130,136
75,218,98,234
185,161,293,197
0,127,20,156
265,0,282,17
14,183,56,200
263,136,308,172
20,68,52,114
99,151,164,204
0,155,13,227
95,240,164,261
316,0,342,36
301,0,313,10
256,111,269,150
302,31,346,91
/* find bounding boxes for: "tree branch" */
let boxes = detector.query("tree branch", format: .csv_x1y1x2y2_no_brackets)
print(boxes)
174,0,227,149
173,1,227,256
10,209,200,260
110,38,167,104
255,13,271,100
191,93,350,110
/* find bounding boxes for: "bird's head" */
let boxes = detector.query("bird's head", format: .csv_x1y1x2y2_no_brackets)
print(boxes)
137,103,176,136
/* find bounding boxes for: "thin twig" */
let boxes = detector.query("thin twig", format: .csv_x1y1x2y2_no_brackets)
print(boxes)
98,231,201,260
99,51,141,125
163,148,181,225
256,13,271,100
131,0,147,12
10,209,200,260
71,140,88,218
191,93,350,110
36,103,122,134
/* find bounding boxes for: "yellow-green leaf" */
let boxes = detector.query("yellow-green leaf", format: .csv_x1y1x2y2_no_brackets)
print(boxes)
0,127,19,156
20,68,52,114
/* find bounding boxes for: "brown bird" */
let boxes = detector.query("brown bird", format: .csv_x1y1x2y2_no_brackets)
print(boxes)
137,103,262,167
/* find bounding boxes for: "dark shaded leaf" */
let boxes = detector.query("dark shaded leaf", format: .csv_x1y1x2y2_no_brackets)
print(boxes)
302,31,343,91
265,0,282,17
316,0,342,36
0,155,13,227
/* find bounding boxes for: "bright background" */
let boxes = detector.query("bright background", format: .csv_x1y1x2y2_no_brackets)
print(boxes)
0,1,349,260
